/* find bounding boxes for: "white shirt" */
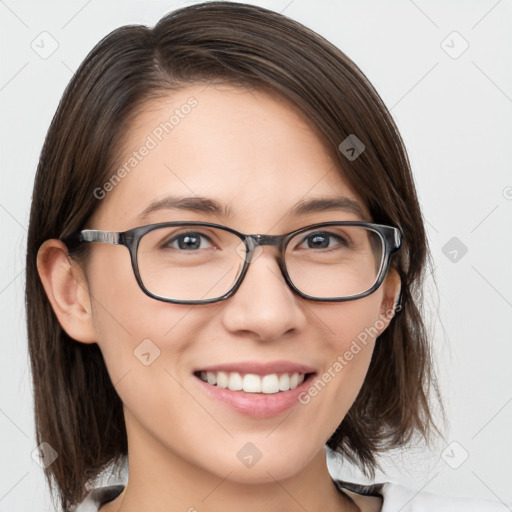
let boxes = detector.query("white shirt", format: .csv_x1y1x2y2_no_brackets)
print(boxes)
376,482,510,511
73,480,511,511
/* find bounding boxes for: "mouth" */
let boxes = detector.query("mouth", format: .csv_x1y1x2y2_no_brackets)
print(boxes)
194,370,313,393
192,361,316,417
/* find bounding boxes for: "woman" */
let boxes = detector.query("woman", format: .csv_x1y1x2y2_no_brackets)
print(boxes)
26,2,507,511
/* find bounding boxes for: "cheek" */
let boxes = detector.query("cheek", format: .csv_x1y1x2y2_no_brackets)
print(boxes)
85,251,219,447
297,295,385,436
84,247,203,382
313,292,385,361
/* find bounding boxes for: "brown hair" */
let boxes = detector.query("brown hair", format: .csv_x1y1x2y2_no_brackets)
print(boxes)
26,2,440,509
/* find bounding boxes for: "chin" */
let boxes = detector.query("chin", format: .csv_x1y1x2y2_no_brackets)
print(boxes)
196,442,316,485
225,460,306,485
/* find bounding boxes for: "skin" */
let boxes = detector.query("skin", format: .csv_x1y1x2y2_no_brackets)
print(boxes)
38,84,400,512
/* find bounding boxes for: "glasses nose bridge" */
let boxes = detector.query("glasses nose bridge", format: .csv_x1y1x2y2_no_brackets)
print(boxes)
239,233,289,293
242,233,289,271
244,233,286,258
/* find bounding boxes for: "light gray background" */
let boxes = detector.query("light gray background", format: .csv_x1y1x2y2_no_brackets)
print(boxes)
1,1,511,510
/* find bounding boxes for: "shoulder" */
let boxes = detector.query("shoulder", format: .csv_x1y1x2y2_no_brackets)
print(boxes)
334,480,511,512
71,485,125,512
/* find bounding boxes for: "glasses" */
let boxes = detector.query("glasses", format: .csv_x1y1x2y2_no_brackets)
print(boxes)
64,221,402,304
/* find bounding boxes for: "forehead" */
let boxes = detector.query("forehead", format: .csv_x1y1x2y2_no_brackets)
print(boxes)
90,83,369,230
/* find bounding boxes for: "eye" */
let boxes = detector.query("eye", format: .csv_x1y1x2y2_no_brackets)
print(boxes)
164,231,214,251
299,231,349,250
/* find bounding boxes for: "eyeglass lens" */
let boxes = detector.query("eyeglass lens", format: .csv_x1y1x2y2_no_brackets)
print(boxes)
136,224,384,301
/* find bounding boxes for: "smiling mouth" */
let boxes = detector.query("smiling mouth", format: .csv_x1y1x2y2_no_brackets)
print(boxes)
194,371,315,394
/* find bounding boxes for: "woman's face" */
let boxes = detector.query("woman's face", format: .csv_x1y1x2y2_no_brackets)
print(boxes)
76,84,399,483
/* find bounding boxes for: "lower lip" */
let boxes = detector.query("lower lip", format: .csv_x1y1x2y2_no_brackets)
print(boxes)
195,374,315,418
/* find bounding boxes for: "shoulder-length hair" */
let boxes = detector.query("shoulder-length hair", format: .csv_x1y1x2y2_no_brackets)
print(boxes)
26,2,439,509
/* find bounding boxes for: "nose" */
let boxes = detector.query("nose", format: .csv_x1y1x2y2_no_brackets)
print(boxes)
219,247,307,341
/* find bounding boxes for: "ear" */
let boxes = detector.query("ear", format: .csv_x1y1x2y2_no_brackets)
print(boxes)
377,266,402,332
37,239,97,343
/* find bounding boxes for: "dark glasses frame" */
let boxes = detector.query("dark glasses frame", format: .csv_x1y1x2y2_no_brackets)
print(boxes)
62,221,402,304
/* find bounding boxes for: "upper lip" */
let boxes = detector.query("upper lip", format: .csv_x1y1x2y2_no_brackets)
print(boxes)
195,360,317,376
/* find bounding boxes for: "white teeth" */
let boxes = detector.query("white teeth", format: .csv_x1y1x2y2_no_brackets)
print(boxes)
278,374,290,391
261,374,280,394
198,371,307,393
228,372,243,391
216,371,229,389
243,374,261,393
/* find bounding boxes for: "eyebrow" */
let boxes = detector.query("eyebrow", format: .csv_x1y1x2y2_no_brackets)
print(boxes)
137,195,367,222
138,196,234,221
290,197,367,220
